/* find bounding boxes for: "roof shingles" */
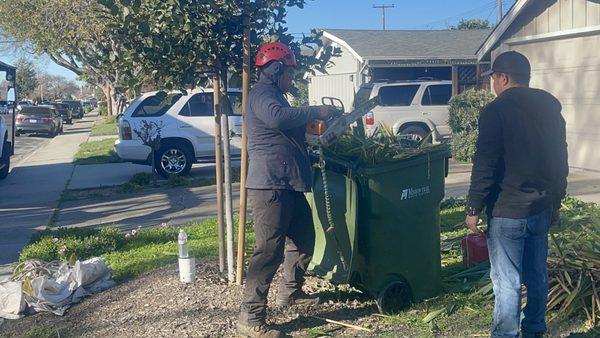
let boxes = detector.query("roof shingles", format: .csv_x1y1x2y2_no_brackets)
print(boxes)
325,29,492,60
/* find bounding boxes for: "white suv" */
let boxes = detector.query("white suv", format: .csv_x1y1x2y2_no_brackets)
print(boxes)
356,79,453,142
115,88,242,178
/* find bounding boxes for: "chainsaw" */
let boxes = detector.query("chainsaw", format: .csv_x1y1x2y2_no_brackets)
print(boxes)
306,95,381,147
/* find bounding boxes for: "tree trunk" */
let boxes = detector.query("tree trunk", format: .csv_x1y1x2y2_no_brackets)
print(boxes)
105,85,128,116
102,82,113,116
109,86,122,116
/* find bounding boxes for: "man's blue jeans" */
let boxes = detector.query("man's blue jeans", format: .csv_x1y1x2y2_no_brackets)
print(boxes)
487,209,552,338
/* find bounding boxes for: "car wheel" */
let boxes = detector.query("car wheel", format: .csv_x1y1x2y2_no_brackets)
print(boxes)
398,125,431,143
0,139,10,180
155,143,193,178
376,280,412,314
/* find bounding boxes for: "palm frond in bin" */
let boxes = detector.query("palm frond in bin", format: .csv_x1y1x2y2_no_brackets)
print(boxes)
323,123,445,166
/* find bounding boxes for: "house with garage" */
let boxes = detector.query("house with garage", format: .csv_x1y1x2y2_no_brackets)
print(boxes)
477,0,600,171
307,28,492,111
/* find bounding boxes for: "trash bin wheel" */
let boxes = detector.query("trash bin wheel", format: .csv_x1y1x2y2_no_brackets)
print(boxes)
376,280,412,314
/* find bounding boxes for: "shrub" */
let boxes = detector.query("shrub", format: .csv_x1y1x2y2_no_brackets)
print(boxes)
98,101,107,116
448,89,495,162
451,131,479,163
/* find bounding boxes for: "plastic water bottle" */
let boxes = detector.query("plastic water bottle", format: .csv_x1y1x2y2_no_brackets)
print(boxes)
178,229,188,258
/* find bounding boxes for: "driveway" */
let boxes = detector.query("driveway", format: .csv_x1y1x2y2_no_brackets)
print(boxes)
0,114,97,272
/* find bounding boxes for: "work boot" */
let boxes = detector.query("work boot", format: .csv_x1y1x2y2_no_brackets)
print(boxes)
237,322,286,338
275,290,320,308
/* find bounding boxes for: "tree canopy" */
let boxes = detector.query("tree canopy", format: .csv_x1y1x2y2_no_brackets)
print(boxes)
0,0,334,113
450,19,491,30
99,0,334,93
14,58,38,98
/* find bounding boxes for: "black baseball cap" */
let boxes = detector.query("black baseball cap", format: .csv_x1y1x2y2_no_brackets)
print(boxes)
481,51,531,77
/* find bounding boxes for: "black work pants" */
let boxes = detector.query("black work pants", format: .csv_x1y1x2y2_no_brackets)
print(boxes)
240,189,315,325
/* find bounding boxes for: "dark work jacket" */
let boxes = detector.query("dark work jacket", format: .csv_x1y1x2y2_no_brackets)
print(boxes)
245,74,320,192
468,87,569,219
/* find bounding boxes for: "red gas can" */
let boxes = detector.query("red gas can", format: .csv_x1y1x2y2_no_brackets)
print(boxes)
462,233,489,267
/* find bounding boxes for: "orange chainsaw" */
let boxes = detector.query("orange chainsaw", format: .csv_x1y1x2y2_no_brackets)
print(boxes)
306,95,381,147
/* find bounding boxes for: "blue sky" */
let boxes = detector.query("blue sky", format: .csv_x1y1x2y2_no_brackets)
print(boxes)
0,0,515,82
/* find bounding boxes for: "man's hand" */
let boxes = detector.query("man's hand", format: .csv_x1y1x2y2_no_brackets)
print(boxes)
465,215,482,233
317,105,335,120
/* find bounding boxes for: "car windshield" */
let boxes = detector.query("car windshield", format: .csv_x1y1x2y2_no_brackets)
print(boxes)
20,107,52,116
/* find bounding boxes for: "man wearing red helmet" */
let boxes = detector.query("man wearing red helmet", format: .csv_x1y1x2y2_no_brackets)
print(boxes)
237,41,334,337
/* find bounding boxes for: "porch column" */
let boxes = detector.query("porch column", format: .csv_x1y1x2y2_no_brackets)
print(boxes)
451,65,459,96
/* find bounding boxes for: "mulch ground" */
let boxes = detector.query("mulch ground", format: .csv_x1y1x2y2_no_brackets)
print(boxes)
0,257,407,337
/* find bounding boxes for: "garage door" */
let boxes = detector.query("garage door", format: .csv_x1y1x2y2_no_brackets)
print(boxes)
507,33,600,171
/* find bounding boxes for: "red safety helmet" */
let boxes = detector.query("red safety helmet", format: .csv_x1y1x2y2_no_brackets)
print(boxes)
255,41,297,67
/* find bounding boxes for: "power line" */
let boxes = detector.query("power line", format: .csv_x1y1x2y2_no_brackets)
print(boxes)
373,3,395,30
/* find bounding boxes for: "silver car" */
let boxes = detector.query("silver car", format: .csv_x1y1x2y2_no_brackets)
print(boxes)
16,106,63,137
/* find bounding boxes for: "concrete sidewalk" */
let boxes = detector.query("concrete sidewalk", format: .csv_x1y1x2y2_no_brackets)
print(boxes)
0,114,99,278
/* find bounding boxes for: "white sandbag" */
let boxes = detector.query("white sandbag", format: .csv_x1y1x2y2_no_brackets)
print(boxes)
0,282,25,319
30,276,72,306
54,263,77,291
73,258,110,287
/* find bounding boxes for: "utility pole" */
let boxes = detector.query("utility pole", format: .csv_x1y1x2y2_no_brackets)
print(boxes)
373,3,395,30
498,0,503,22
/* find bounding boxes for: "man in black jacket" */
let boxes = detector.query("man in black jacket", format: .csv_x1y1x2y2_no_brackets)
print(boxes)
237,42,333,338
465,51,568,338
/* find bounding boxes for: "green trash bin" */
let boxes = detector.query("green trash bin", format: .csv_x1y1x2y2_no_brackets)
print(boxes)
307,146,450,313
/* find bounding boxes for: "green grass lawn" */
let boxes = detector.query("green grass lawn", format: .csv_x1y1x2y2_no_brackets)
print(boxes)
20,216,251,281
89,115,118,137
73,138,121,165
